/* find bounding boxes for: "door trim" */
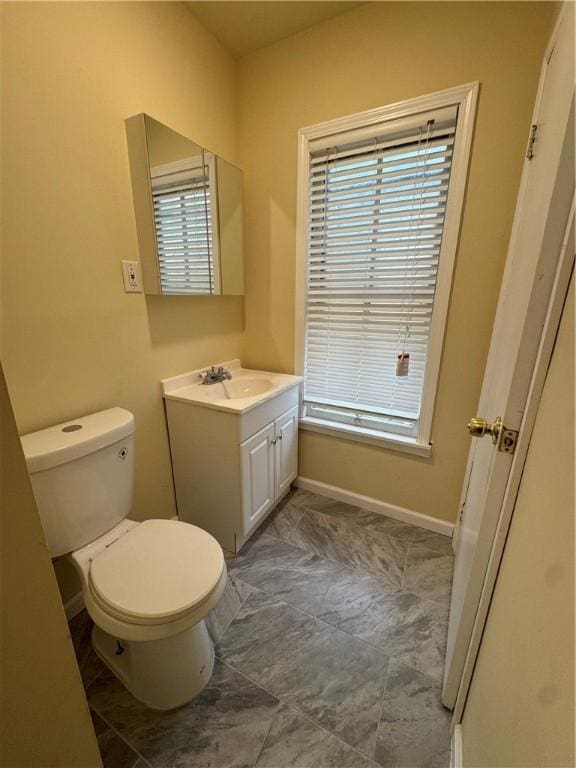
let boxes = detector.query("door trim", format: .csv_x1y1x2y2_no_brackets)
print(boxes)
451,200,574,725
450,724,463,768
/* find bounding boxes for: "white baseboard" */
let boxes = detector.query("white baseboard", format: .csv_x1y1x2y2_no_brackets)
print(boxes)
451,724,463,768
294,476,454,537
64,591,85,621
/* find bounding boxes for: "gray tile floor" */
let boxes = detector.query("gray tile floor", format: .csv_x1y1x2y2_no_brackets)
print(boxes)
71,489,455,768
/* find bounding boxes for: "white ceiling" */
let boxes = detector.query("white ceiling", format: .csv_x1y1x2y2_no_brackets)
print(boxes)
187,1,365,59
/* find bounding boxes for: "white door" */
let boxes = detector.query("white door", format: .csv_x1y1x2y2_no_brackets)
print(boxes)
241,422,276,533
274,406,299,499
443,4,575,708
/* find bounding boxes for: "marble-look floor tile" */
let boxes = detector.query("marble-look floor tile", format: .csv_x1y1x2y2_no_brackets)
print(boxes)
231,518,448,680
317,577,449,682
261,500,306,546
403,545,454,605
206,574,256,643
88,658,280,768
264,496,372,552
267,503,407,587
91,710,142,768
227,533,348,615
216,589,327,678
73,489,455,768
359,518,453,556
295,493,371,520
268,631,389,758
275,490,454,555
69,609,108,689
375,660,451,768
255,704,378,768
282,489,318,510
217,589,389,757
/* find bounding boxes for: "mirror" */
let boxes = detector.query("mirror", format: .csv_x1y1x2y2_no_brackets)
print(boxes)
125,114,245,295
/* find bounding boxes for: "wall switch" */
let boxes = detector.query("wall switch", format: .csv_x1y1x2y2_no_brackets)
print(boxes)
121,260,143,293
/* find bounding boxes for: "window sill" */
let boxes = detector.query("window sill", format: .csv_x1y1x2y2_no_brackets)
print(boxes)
299,416,432,458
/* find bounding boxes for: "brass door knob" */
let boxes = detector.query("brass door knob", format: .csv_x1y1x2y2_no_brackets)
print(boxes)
468,416,502,444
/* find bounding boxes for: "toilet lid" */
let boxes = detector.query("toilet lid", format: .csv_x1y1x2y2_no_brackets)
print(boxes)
89,520,224,623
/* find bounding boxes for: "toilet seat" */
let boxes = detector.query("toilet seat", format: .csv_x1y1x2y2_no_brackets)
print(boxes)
88,519,225,627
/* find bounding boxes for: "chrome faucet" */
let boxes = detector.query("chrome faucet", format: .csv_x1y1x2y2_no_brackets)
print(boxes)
199,366,233,385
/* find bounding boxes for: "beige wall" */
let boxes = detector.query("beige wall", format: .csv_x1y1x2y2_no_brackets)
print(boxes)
237,1,555,523
0,365,102,767
461,274,575,767
1,2,244,599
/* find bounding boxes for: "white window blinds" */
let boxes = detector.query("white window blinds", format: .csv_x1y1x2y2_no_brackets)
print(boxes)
151,157,216,295
303,106,458,438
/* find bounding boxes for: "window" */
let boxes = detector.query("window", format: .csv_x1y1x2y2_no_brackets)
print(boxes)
151,154,219,295
296,85,478,455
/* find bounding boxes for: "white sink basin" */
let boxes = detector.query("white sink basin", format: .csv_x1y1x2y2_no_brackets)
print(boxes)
223,377,274,399
161,360,302,414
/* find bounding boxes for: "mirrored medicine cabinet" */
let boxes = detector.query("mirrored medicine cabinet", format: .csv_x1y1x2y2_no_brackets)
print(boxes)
125,113,245,296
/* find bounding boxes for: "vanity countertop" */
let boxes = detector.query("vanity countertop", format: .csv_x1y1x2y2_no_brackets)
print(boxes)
162,359,302,415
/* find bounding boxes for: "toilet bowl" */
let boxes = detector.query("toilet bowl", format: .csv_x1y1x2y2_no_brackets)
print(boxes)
71,518,226,709
21,407,226,710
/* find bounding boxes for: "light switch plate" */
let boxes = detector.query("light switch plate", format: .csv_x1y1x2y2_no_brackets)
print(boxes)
121,260,143,293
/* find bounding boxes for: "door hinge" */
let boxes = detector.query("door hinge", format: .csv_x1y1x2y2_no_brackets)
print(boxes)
526,124,538,160
498,427,519,454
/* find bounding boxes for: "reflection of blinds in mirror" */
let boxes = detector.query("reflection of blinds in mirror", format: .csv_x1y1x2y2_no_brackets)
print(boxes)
151,166,214,295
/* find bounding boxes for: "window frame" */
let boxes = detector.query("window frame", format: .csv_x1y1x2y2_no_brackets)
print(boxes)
295,82,479,457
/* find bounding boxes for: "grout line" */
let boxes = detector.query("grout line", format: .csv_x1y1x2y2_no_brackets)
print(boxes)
374,656,394,751
248,701,279,768
400,542,454,607
294,492,450,549
228,575,389,661
216,657,382,767
258,524,402,591
132,756,153,768
400,543,409,590
91,707,151,767
84,654,107,691
228,577,446,687
217,583,329,687
209,577,256,644
264,505,452,607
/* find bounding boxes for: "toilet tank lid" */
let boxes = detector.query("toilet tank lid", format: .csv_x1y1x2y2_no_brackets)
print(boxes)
21,407,135,473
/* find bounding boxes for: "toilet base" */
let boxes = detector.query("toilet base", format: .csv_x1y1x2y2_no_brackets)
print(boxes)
92,620,214,710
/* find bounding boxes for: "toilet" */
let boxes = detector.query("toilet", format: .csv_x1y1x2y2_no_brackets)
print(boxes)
21,407,226,711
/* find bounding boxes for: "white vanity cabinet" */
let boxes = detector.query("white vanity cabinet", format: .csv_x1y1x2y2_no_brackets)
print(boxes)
162,362,301,553
241,405,298,534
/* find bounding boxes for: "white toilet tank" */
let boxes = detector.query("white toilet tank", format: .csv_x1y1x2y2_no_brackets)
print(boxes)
21,408,135,557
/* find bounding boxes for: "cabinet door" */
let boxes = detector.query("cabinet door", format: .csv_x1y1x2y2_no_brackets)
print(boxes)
240,422,276,534
274,406,299,499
